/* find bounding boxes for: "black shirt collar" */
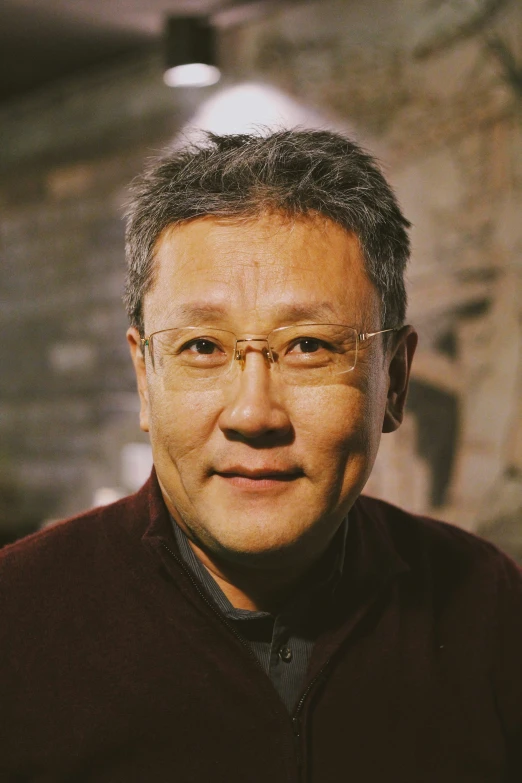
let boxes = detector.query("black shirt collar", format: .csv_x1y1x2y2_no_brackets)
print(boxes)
170,515,349,622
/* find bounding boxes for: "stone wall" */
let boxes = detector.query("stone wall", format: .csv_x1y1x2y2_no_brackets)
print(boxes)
0,0,521,559
0,56,188,538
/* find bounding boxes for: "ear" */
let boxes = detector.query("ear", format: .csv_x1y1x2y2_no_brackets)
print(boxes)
382,326,418,434
127,327,150,433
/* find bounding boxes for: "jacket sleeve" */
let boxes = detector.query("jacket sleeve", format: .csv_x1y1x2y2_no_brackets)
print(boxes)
491,553,522,781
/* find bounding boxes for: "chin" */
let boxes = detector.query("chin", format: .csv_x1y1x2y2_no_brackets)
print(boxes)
194,508,331,565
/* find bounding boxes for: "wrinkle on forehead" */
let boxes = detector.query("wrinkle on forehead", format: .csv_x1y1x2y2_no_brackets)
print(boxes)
145,212,380,334
156,210,336,267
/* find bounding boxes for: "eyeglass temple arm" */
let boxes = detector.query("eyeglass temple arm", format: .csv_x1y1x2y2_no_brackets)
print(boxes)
140,337,153,367
358,327,398,342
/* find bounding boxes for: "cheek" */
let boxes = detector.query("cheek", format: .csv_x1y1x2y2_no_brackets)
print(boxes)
147,381,222,461
291,374,387,470
291,385,369,457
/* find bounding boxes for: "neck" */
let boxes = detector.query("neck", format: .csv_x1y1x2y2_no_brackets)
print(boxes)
185,535,333,614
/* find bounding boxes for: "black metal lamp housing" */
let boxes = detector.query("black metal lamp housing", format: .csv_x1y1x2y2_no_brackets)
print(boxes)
164,17,221,87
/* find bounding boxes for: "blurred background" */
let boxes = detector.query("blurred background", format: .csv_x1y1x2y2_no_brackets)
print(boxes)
0,0,521,560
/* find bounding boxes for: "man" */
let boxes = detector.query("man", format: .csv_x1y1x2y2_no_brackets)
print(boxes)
1,130,521,782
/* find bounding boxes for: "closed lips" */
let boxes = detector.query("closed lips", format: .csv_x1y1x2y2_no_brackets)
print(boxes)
215,468,302,480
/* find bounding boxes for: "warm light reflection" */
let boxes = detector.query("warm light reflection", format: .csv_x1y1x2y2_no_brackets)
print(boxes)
164,63,221,88
183,82,347,136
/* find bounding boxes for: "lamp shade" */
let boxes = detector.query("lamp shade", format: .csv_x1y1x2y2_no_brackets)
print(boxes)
164,17,221,87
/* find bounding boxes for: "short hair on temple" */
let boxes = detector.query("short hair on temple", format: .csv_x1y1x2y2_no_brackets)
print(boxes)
124,129,411,335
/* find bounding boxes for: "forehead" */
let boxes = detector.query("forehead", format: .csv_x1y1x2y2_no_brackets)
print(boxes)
144,212,380,332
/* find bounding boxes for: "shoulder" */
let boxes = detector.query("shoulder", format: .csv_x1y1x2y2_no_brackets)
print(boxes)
356,493,520,563
355,494,522,600
0,484,157,671
0,486,149,593
356,496,522,751
354,495,522,682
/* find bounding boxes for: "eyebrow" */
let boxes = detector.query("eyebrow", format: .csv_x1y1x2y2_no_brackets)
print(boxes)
169,301,340,325
172,303,230,324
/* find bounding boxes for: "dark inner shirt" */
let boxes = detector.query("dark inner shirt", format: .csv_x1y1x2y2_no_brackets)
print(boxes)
171,516,348,713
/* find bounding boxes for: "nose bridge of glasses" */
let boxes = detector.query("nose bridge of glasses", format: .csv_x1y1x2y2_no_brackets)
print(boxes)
234,336,274,370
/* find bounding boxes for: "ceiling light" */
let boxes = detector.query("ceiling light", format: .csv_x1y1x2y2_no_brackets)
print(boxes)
163,17,221,88
182,83,348,137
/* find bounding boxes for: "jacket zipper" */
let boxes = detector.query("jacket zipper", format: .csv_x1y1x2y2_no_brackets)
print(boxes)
291,658,332,771
161,539,332,780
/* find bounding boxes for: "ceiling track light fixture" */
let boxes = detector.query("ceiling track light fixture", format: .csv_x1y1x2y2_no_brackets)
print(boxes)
163,16,221,88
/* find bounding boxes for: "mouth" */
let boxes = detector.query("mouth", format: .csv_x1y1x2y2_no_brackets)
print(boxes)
213,467,303,489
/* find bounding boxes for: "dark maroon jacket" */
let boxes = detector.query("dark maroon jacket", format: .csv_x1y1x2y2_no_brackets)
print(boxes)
1,471,521,782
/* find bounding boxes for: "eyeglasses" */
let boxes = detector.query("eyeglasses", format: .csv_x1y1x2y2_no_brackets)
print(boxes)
141,324,397,388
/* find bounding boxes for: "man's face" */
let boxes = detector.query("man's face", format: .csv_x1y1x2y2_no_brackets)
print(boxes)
128,213,415,566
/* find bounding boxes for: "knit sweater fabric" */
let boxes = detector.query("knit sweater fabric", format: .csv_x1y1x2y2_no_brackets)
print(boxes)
1,470,521,782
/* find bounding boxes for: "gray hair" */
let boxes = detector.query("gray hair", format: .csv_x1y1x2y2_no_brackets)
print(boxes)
124,129,410,335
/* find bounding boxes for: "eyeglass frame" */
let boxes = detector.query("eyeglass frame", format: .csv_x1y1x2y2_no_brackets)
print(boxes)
140,323,398,379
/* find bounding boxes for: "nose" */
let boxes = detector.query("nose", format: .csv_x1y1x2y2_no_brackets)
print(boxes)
218,345,292,440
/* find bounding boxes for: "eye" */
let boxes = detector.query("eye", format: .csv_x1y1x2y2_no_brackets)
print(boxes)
289,337,326,354
183,338,221,355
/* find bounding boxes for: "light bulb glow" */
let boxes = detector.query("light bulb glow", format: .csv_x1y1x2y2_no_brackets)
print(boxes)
182,83,349,137
164,63,221,88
